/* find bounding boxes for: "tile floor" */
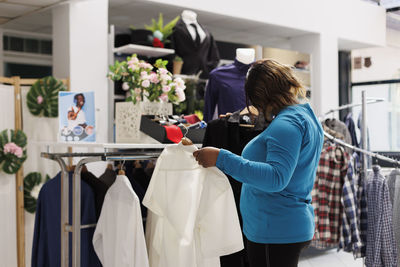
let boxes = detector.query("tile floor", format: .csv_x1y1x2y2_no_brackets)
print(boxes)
299,247,364,267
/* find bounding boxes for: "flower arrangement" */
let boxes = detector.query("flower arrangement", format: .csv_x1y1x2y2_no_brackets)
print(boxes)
24,172,50,213
0,129,27,174
108,54,186,105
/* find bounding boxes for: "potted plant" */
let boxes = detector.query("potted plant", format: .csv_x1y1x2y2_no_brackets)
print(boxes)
173,56,184,75
141,13,180,48
108,54,186,142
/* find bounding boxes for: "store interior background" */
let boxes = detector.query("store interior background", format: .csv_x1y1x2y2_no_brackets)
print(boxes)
0,0,398,266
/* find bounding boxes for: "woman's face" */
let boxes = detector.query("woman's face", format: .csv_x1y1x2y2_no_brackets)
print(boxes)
76,95,85,107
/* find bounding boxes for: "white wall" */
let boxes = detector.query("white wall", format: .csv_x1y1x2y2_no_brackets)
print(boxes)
148,0,386,48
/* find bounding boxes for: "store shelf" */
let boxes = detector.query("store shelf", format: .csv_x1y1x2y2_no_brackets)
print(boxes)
113,44,175,57
293,68,310,74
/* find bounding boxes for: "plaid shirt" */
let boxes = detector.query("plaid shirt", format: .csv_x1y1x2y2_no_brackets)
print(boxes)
338,159,363,258
365,166,397,267
312,144,349,249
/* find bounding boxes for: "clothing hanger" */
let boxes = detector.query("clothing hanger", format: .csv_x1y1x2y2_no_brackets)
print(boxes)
240,106,259,116
180,124,193,145
118,160,126,175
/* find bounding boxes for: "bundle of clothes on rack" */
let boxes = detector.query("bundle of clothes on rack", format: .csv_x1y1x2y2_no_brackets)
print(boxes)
312,115,400,267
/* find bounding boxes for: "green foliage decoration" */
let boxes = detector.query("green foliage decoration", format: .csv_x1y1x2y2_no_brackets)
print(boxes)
0,129,27,174
24,172,50,213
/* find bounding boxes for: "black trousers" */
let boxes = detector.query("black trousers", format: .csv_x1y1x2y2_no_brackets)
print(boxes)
246,238,311,267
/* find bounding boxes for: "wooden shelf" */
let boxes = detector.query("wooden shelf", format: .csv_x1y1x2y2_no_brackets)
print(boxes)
113,44,175,57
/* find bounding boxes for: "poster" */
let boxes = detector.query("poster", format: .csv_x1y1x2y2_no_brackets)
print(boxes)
58,91,96,142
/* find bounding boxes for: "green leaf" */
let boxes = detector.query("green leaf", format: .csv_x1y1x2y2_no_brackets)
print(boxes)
158,13,163,32
0,129,27,174
24,172,45,213
162,15,180,39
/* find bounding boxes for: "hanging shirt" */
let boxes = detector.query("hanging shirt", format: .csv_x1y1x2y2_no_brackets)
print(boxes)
339,159,363,258
81,171,108,220
344,113,359,147
366,166,397,267
387,169,400,267
31,172,101,267
216,103,324,244
203,60,251,122
143,142,243,267
93,175,149,267
312,145,349,249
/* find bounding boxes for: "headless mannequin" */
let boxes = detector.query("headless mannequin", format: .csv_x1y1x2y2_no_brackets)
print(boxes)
236,48,255,65
181,10,206,43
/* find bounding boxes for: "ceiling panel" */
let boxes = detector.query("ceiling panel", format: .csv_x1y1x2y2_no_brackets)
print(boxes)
0,2,37,17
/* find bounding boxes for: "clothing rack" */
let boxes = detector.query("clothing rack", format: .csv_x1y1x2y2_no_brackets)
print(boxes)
40,144,173,267
322,97,384,116
323,131,400,167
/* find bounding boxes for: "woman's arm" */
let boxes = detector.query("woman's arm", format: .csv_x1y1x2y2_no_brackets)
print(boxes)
195,117,303,192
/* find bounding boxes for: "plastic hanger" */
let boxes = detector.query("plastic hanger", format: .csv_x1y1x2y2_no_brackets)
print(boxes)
118,160,125,175
180,124,193,145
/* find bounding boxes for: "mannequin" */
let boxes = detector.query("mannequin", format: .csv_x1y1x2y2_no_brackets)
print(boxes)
181,10,206,43
172,10,220,78
236,48,255,65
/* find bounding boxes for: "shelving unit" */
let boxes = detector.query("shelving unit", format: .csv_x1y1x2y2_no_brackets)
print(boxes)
113,44,175,57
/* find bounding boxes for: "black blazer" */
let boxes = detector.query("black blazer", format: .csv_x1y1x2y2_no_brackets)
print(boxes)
172,19,220,78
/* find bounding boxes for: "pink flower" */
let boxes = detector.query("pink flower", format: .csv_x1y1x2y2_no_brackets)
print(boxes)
145,63,153,70
128,63,138,71
136,96,142,102
37,95,43,104
140,71,148,78
159,93,168,102
162,85,171,93
128,57,139,65
3,142,23,158
149,73,159,84
139,62,147,68
122,82,130,91
159,68,168,75
134,88,142,94
141,79,150,88
175,88,186,102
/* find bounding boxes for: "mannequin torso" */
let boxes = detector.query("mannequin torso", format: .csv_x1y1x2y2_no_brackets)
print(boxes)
181,10,206,43
236,48,255,65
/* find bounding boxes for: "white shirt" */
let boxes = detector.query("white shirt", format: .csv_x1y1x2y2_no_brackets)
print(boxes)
67,105,86,130
182,19,206,43
93,175,149,267
143,142,243,267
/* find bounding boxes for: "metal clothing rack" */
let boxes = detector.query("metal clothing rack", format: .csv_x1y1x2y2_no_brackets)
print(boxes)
322,97,384,117
40,144,173,267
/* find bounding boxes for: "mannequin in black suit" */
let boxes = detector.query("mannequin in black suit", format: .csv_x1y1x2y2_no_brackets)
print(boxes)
172,10,220,78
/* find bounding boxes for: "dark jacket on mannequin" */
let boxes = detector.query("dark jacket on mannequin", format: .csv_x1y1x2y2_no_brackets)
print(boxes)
172,19,220,78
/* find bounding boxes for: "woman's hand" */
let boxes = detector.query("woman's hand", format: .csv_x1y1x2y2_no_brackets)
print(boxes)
193,147,220,168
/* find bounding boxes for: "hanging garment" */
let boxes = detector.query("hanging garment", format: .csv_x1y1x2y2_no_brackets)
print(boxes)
81,171,108,220
202,109,268,267
339,159,363,258
354,153,368,258
143,142,243,267
93,175,149,267
312,144,349,249
99,167,117,188
366,166,397,267
344,113,359,147
172,19,220,78
324,118,352,146
31,172,101,267
386,169,400,267
203,60,252,122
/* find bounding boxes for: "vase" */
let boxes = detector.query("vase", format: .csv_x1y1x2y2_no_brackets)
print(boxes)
115,101,173,143
140,101,173,116
173,61,183,75
115,102,142,143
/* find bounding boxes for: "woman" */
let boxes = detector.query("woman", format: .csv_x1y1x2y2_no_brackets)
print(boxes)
193,59,324,267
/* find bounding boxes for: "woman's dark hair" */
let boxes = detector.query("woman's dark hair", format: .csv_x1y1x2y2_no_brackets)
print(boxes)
74,93,85,104
245,59,306,116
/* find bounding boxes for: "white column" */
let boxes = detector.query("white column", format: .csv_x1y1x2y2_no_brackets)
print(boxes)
290,33,339,116
53,0,109,143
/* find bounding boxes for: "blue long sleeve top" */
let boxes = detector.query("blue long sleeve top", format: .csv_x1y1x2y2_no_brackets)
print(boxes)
216,103,324,243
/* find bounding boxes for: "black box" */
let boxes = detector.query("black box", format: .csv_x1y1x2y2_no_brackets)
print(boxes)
140,115,205,144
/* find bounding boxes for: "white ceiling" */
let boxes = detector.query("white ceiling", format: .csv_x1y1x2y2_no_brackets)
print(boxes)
0,0,398,48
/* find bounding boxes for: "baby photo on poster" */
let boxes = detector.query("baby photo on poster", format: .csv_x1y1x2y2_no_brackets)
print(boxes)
58,91,96,142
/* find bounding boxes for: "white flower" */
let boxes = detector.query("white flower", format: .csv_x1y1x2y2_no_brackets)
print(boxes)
162,85,171,93
30,184,42,199
176,88,186,102
122,82,130,91
174,77,186,90
159,68,168,75
141,79,150,88
134,88,142,94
